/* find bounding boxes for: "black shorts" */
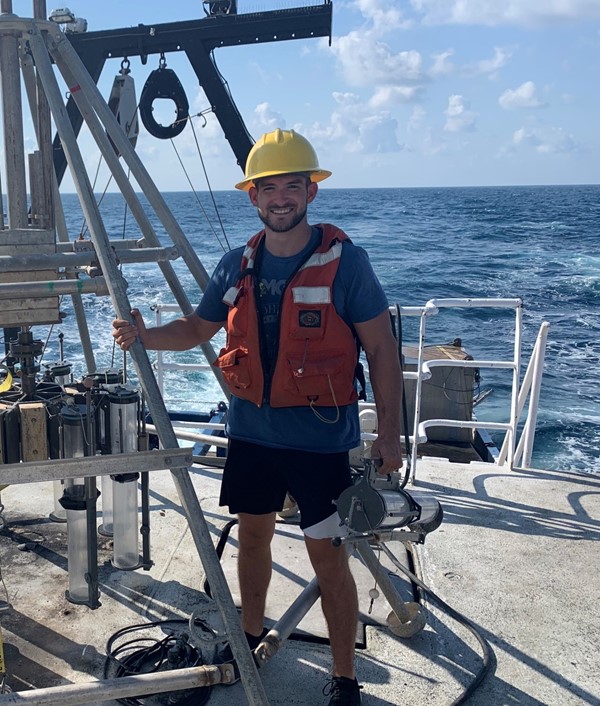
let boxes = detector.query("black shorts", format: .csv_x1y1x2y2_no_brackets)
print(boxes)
219,438,352,537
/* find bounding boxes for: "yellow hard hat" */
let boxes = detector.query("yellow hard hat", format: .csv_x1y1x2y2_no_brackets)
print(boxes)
235,128,332,191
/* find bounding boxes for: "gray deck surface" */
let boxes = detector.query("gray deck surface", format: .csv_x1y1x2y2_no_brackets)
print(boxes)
0,457,598,705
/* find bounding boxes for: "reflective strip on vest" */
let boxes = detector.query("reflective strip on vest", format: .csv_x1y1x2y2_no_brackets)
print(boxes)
242,244,256,270
292,286,331,304
299,242,342,271
223,285,241,306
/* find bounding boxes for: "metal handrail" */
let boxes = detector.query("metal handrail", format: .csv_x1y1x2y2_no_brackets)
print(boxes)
497,321,550,467
410,299,519,480
393,298,549,481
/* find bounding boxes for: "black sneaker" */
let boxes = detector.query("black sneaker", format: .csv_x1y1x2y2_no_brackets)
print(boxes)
214,641,235,665
323,676,363,705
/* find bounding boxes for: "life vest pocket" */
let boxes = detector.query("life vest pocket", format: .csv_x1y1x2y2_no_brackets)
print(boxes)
288,303,328,340
284,351,346,399
214,346,252,390
227,302,249,337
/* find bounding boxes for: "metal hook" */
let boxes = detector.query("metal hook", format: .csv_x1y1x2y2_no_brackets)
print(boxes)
158,52,167,69
120,57,131,75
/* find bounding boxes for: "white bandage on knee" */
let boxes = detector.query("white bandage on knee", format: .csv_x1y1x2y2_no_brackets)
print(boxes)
303,511,348,540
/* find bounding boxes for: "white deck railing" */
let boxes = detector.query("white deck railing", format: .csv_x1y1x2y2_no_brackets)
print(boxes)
391,298,548,481
152,298,549,475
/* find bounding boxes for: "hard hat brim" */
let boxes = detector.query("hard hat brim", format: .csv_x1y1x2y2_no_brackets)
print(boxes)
235,168,332,192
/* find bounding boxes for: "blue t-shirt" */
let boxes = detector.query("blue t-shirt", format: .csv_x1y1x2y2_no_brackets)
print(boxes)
196,227,389,452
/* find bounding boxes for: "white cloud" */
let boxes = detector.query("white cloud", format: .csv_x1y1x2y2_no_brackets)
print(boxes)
354,0,412,33
300,98,402,156
311,5,418,162
359,114,403,153
429,46,511,78
368,85,422,110
408,105,427,131
444,95,477,132
330,32,424,87
303,112,358,147
499,81,546,109
512,127,530,145
411,0,600,26
430,49,455,76
475,47,511,76
332,92,363,108
253,103,286,130
511,125,579,153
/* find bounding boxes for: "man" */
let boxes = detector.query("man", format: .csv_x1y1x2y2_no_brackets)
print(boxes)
113,128,403,706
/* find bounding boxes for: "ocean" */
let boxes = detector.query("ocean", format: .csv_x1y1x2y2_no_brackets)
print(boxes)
49,185,599,475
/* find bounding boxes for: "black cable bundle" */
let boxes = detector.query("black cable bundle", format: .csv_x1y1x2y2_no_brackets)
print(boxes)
104,619,214,706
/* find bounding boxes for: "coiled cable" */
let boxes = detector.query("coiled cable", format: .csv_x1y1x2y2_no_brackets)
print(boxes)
103,618,215,706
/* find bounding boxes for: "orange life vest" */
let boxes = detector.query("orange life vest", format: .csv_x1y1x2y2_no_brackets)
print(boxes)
214,224,359,408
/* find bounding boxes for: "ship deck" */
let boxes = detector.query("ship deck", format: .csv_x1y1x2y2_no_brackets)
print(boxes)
0,456,598,705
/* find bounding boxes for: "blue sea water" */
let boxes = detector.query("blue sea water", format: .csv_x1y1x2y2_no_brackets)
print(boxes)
52,185,600,475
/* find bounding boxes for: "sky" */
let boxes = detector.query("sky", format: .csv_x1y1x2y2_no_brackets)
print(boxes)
11,0,600,190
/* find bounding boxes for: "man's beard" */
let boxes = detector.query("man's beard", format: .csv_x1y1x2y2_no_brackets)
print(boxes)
258,205,307,233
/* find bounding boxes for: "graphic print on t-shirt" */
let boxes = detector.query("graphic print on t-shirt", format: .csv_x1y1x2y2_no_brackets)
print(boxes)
258,276,286,370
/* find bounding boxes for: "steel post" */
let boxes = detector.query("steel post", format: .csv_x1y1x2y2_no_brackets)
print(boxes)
0,277,109,299
0,664,228,705
255,577,321,666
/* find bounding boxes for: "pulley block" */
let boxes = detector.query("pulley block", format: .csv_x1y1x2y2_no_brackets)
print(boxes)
139,67,189,139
